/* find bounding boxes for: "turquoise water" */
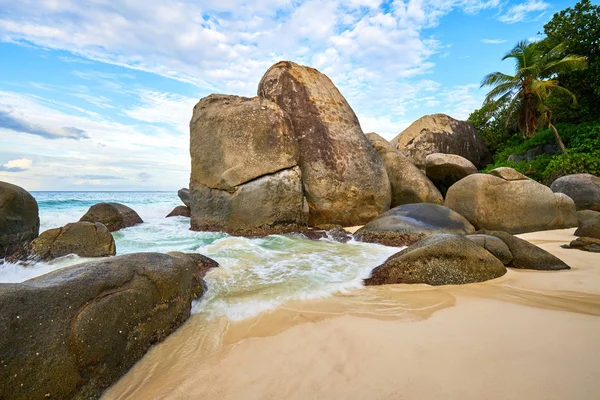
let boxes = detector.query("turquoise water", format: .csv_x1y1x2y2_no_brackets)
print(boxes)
2,192,400,320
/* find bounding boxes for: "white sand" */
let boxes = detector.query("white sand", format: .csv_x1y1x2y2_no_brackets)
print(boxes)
103,228,600,400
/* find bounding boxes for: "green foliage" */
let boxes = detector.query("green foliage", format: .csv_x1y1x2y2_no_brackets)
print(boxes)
467,98,519,153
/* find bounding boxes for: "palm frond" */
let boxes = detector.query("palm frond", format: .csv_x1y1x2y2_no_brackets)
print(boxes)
480,71,515,87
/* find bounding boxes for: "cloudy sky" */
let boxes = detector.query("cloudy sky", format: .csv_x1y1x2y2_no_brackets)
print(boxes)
0,0,581,191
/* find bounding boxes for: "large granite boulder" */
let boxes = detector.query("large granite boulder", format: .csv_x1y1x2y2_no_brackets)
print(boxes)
80,202,143,232
445,168,578,234
364,234,506,286
390,114,492,169
258,61,391,226
550,174,600,211
29,222,115,260
0,252,215,400
478,230,570,270
189,94,307,235
354,203,475,247
366,132,442,207
166,205,191,218
191,167,307,235
425,153,478,196
466,234,513,265
0,181,39,259
178,188,191,207
575,214,600,239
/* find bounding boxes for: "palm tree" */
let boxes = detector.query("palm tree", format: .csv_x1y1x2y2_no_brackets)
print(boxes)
481,40,587,154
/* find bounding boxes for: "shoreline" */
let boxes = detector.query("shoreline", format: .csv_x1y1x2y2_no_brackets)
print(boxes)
103,228,600,400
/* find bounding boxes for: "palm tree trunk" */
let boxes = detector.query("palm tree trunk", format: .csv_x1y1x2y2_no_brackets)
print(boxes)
549,123,567,155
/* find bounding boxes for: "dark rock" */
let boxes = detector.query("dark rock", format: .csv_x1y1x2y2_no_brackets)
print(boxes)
178,188,191,207
167,252,220,278
445,168,578,234
29,221,115,260
354,203,475,247
425,153,478,196
166,205,191,218
577,210,600,226
366,132,443,207
302,225,352,243
562,236,600,253
80,202,143,232
258,61,391,226
507,144,559,163
364,234,506,286
466,234,513,265
574,215,600,239
0,181,39,259
550,174,600,211
477,230,571,270
390,114,492,169
0,252,212,400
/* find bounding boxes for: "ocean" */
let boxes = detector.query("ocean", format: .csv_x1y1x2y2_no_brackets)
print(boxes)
1,191,400,321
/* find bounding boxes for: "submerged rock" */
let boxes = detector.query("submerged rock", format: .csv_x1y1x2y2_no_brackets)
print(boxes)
366,132,442,207
166,205,191,218
29,221,115,260
390,114,492,169
302,225,352,243
445,168,578,234
425,153,478,196
477,230,570,270
550,173,600,211
364,234,506,286
0,181,39,259
80,202,143,232
354,203,475,247
258,61,391,226
0,252,213,400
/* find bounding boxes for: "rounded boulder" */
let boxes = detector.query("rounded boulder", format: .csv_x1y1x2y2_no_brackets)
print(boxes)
550,173,600,211
0,181,39,258
80,202,143,232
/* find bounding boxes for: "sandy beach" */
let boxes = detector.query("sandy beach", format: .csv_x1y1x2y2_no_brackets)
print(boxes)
103,228,600,400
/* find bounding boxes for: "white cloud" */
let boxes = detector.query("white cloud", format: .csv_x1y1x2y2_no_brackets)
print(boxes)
481,38,507,44
0,158,33,172
498,0,549,24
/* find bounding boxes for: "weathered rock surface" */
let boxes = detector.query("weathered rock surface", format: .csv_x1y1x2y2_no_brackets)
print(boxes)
258,61,391,226
80,202,143,232
29,222,115,260
478,230,571,270
354,203,475,247
0,252,214,400
445,168,578,234
190,167,307,235
364,234,506,286
577,210,600,225
562,236,600,253
0,181,39,259
390,114,492,169
574,214,600,239
166,205,191,218
302,225,352,243
466,234,513,265
425,153,478,196
550,174,600,211
366,132,442,206
167,252,220,278
178,188,191,207
190,94,299,191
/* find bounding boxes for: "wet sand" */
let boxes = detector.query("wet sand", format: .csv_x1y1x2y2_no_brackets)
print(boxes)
103,228,600,400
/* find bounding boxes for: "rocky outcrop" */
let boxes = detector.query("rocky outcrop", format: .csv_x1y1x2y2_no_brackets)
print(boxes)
575,214,600,239
550,174,600,211
29,222,115,260
0,181,39,259
366,133,442,206
80,202,143,232
390,114,492,169
302,225,352,243
425,153,478,196
190,167,307,236
0,252,215,400
562,236,600,253
189,94,307,235
577,210,600,225
354,203,475,247
478,230,571,270
466,234,513,265
364,234,506,286
445,168,578,234
166,205,191,218
178,188,191,207
258,61,391,226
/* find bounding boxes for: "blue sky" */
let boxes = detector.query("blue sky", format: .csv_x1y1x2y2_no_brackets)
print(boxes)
0,0,588,190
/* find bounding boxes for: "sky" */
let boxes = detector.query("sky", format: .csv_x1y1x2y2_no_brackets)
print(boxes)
0,0,589,191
